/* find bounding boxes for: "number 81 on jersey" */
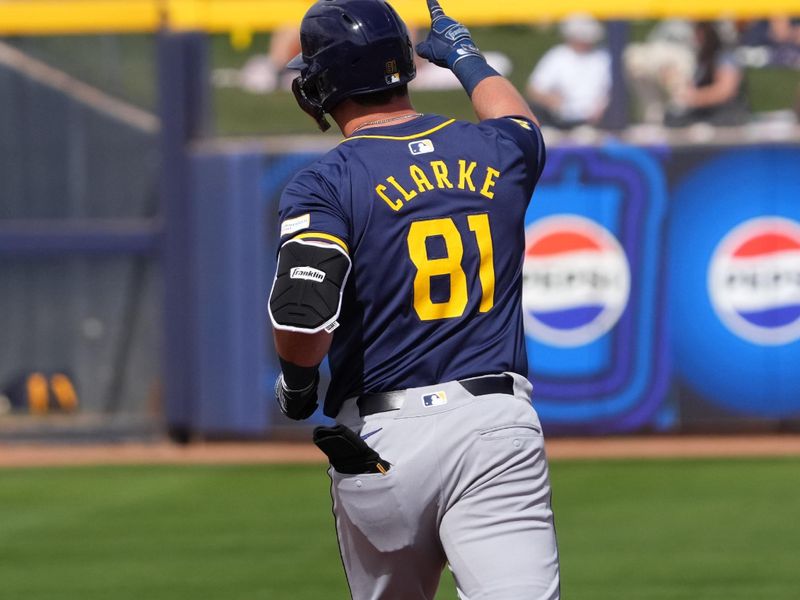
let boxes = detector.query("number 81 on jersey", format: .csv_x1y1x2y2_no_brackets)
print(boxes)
407,214,494,321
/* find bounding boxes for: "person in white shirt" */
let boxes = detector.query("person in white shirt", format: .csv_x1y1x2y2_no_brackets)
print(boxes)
526,15,611,128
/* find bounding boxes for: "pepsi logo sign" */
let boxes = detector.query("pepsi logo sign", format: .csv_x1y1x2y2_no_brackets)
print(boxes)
522,215,631,347
708,217,800,346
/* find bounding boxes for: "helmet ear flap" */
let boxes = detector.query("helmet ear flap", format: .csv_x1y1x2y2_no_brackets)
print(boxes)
292,76,331,132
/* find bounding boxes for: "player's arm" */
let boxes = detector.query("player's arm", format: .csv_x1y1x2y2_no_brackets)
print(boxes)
470,78,537,123
272,330,330,421
270,168,352,420
269,236,351,420
274,329,332,368
416,0,538,124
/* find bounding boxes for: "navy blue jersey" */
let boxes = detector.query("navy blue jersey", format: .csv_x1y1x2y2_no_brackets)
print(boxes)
277,114,546,417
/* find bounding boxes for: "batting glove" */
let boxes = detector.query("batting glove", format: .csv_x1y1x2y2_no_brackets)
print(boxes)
275,372,319,421
415,0,482,70
415,0,499,95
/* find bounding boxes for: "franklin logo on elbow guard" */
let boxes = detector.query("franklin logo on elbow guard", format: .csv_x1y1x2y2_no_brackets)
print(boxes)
290,266,326,283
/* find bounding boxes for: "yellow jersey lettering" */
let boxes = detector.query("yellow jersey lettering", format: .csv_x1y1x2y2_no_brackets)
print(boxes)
379,161,499,211
376,183,403,212
430,161,454,189
458,160,477,192
387,176,418,202
409,165,434,192
480,167,500,199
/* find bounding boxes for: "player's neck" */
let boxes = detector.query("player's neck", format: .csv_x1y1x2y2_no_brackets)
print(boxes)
335,98,419,137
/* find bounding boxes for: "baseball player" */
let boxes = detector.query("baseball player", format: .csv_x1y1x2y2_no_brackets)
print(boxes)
269,0,560,598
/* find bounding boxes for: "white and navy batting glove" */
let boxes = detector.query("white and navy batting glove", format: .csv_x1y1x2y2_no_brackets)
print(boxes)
275,373,319,421
415,0,499,95
415,0,482,70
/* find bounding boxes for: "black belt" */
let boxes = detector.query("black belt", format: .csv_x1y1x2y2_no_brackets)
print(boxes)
357,374,514,417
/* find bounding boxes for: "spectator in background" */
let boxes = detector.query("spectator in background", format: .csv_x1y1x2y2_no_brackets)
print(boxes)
625,20,696,124
233,25,515,94
525,15,611,129
766,16,800,47
665,21,749,127
239,26,302,93
740,17,800,122
765,18,800,121
740,16,800,62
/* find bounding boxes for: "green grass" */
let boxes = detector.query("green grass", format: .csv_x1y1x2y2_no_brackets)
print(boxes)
1,458,799,599
553,459,800,599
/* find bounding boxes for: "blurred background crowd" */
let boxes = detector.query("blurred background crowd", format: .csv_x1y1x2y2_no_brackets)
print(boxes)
7,13,799,137
220,15,800,131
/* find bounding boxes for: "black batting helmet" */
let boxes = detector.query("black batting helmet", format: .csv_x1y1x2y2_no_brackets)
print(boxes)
287,0,416,131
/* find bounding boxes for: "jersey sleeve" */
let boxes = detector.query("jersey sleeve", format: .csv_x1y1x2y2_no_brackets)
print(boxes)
481,116,547,181
278,166,351,254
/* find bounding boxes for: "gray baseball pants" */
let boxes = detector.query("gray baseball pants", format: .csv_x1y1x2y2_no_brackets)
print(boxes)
330,373,560,599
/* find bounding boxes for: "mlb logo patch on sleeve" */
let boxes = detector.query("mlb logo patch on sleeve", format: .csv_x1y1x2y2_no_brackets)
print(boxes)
409,140,434,156
281,214,310,237
422,391,447,407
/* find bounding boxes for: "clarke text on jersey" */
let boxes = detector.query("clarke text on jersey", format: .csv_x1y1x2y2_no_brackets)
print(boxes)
375,158,501,212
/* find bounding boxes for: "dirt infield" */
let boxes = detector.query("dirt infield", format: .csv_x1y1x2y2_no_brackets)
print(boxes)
2,435,800,468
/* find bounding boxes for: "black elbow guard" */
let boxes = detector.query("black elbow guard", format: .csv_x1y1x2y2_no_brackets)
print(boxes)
269,239,351,333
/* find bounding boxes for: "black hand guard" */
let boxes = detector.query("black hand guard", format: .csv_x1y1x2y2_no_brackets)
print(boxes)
275,373,320,421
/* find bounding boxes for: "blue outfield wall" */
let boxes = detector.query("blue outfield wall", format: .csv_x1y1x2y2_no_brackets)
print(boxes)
0,56,161,421
189,153,269,434
184,142,800,436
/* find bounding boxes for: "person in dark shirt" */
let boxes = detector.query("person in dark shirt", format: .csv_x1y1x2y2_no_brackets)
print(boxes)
666,21,749,126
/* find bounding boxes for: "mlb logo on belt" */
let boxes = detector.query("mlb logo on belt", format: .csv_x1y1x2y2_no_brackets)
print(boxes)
409,139,434,156
422,391,447,407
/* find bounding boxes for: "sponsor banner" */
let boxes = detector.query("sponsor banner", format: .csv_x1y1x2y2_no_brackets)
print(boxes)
707,217,800,346
184,143,800,436
523,146,670,433
523,215,631,348
669,148,800,419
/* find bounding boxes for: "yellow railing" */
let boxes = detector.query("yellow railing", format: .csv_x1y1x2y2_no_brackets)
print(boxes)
0,0,797,35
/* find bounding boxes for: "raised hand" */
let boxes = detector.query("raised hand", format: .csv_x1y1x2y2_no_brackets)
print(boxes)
426,0,446,23
415,0,483,70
